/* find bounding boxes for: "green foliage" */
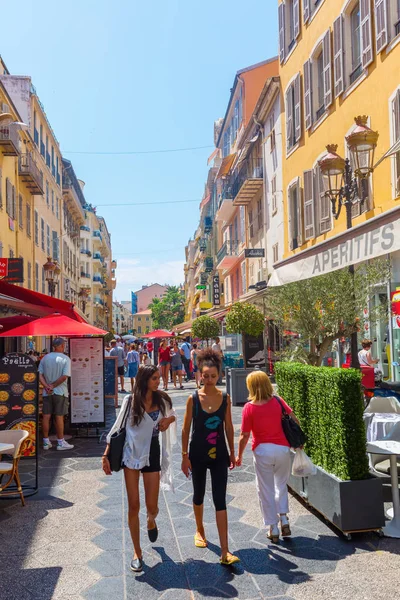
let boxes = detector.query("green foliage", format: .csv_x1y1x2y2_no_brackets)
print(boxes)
192,315,220,343
275,362,369,481
149,286,185,330
266,259,390,365
225,302,265,337
104,331,115,343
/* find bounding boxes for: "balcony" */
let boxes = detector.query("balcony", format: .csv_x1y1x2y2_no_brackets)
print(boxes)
203,216,212,234
18,153,44,194
216,240,241,270
93,275,104,287
232,157,263,206
80,225,90,232
93,252,103,262
93,230,102,245
80,248,91,257
0,124,20,156
215,183,236,223
204,256,213,273
80,271,90,278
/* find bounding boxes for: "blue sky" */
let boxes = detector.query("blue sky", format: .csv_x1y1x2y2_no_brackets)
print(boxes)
1,0,278,301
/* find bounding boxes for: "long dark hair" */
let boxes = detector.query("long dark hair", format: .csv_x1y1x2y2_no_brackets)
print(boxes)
130,365,172,426
197,347,221,372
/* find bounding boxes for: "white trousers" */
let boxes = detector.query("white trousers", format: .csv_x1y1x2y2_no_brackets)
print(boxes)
253,443,291,527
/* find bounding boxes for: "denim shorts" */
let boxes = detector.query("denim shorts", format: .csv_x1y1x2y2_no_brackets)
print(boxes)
172,364,183,372
128,363,139,378
160,361,169,366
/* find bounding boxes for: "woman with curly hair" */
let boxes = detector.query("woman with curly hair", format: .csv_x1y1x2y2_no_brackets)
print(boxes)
181,348,239,566
102,365,177,573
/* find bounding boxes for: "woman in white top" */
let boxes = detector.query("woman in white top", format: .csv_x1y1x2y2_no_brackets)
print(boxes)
358,339,380,371
102,365,177,573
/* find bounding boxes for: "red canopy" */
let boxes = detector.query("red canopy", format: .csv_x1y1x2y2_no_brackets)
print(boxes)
0,281,85,321
0,316,35,333
0,313,107,337
143,329,174,339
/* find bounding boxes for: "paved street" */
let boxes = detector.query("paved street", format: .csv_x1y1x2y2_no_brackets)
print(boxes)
1,383,400,600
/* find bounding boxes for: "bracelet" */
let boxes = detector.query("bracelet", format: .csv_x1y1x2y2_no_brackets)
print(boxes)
182,451,188,456
102,455,109,459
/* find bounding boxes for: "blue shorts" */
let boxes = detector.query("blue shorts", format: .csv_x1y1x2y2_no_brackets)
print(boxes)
128,363,139,378
160,361,169,367
172,364,183,372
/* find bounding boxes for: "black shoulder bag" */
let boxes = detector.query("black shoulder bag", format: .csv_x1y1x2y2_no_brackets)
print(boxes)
275,396,306,449
108,397,131,472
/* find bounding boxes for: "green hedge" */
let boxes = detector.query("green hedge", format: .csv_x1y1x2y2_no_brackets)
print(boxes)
275,362,369,481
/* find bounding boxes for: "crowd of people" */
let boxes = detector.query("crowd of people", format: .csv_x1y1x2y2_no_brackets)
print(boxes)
102,346,298,573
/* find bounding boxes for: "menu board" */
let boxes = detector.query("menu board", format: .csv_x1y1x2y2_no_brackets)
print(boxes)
104,356,118,399
70,337,105,427
0,353,38,457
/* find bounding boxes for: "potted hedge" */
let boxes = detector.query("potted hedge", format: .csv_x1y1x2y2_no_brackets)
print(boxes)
275,362,385,537
191,315,220,346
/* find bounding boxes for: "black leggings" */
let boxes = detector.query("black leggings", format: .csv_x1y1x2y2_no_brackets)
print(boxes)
192,460,228,512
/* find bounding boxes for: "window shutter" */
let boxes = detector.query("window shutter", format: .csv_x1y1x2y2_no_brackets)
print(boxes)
12,185,16,220
333,16,344,98
6,178,11,216
294,73,302,143
315,166,332,233
296,178,303,246
0,167,2,209
323,29,333,108
303,0,310,23
375,0,388,53
394,91,400,142
287,189,293,250
303,170,315,239
279,2,286,64
304,60,312,130
293,0,300,38
285,87,293,150
361,0,373,68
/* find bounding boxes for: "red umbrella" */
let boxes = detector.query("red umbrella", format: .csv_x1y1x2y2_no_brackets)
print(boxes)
0,313,107,337
143,329,174,339
0,315,35,333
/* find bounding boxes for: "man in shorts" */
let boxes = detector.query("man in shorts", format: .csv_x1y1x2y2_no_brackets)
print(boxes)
110,339,127,393
38,337,74,451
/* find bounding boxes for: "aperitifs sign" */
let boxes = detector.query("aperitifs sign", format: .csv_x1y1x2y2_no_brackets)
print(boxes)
0,258,24,283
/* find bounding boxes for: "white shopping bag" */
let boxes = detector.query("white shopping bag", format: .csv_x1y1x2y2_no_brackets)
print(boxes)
291,449,317,477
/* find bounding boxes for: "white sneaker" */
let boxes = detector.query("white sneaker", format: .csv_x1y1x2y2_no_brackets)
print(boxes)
56,439,74,451
43,440,53,450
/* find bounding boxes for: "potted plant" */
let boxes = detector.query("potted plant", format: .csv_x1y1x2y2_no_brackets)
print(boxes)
192,315,220,346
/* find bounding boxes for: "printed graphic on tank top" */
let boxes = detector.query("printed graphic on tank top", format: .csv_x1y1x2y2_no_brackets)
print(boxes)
189,391,229,464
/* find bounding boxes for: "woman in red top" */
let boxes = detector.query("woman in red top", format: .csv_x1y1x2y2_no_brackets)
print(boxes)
236,370,300,543
158,339,171,391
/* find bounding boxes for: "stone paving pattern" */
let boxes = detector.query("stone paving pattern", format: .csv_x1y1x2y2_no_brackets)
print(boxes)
0,383,400,599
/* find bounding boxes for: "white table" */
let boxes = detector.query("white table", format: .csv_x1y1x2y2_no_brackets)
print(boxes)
0,442,14,454
364,413,400,442
367,440,400,538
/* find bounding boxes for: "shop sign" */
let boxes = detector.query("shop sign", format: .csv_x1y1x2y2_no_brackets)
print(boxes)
0,258,24,283
213,274,221,306
391,289,400,316
196,285,207,290
243,334,265,368
64,277,71,302
245,248,265,258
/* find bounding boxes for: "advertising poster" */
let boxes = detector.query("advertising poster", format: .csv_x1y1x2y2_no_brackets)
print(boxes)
70,337,105,427
243,334,266,368
0,353,38,457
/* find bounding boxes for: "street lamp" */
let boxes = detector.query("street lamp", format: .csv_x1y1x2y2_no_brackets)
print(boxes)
43,257,60,297
78,288,90,313
318,116,379,369
116,316,120,335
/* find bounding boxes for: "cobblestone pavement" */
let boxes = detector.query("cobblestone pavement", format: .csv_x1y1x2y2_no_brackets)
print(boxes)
0,383,400,600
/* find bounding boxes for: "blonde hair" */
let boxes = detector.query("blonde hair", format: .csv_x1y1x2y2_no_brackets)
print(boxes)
246,370,274,402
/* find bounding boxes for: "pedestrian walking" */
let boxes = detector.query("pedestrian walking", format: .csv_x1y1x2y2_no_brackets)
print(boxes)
142,352,151,366
102,366,177,573
170,341,184,390
191,343,201,389
127,343,140,393
180,337,192,381
110,339,127,395
158,339,171,391
181,348,239,565
236,371,301,543
211,337,224,384
38,337,74,451
147,340,154,360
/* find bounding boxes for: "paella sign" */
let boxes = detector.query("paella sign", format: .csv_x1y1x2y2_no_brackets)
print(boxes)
0,353,38,457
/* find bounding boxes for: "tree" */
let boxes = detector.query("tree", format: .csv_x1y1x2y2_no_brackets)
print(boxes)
266,260,390,366
192,315,220,345
225,302,265,337
149,285,185,330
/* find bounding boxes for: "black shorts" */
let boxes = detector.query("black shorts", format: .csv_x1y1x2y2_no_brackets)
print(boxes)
141,436,161,473
117,366,125,376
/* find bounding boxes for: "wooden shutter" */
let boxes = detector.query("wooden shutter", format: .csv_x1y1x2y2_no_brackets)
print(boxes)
375,0,388,53
279,2,286,64
333,16,344,98
287,187,293,250
12,185,16,220
323,29,333,108
303,0,311,24
294,73,302,143
394,91,400,143
293,0,300,38
361,0,373,68
286,87,293,150
6,178,11,216
315,166,331,233
304,60,312,130
296,178,303,246
303,170,315,239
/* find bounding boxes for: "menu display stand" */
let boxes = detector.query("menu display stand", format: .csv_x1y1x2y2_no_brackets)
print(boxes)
104,356,118,405
0,352,39,497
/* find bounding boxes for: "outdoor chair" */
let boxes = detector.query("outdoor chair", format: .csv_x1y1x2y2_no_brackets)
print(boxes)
0,430,29,506
365,395,400,414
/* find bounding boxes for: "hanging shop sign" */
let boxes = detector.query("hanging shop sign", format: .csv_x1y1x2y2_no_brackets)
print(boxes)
0,258,24,283
213,274,221,306
245,248,265,258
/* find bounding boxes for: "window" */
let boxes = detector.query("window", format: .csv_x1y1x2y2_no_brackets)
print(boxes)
5,179,15,219
56,198,59,219
46,180,49,205
138,326,142,334
392,90,400,197
273,243,279,264
18,195,23,228
350,4,362,78
271,175,277,214
257,198,263,230
34,210,39,245
41,218,45,250
241,261,247,294
240,206,245,243
375,1,400,50
42,267,46,294
35,262,39,292
27,262,32,289
315,165,332,233
303,0,325,23
223,129,230,158
270,114,276,152
52,230,59,261
26,204,31,237
249,209,254,238
285,74,301,151
146,316,150,322
9,248,14,258
236,268,240,298
288,179,302,250
51,189,54,213
279,0,300,62
304,30,332,129
46,224,50,255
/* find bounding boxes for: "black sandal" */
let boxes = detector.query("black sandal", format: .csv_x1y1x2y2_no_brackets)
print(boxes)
148,524,158,543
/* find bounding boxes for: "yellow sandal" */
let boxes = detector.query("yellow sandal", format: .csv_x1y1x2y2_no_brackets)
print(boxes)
220,552,240,566
194,533,208,548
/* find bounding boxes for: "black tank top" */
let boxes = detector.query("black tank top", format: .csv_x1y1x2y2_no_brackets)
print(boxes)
189,391,229,465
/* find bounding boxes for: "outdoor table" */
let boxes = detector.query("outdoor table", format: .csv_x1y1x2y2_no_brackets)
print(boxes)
364,413,400,442
367,440,400,538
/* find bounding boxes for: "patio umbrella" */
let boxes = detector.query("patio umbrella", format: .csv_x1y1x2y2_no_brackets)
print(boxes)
143,329,174,339
0,315,35,333
122,334,137,341
0,313,107,337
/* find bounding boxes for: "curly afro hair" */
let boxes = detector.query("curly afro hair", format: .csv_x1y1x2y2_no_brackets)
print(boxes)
196,347,221,372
